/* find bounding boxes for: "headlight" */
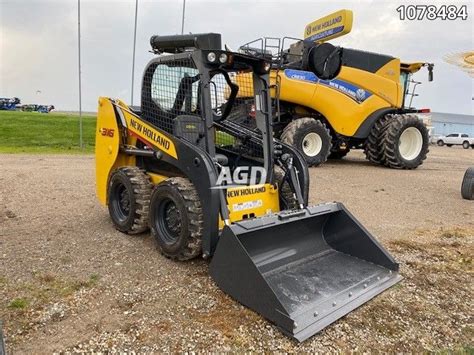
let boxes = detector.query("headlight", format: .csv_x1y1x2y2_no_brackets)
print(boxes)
219,53,228,64
207,52,216,62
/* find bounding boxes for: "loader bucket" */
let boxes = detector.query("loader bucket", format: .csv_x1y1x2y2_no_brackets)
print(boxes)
209,202,402,342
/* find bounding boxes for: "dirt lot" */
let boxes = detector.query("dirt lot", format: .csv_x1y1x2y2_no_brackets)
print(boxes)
1,146,473,353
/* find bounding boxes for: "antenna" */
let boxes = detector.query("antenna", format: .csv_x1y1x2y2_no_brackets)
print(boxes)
181,0,186,34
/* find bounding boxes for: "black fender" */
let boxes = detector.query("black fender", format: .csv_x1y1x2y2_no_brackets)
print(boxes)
352,108,397,139
170,139,222,256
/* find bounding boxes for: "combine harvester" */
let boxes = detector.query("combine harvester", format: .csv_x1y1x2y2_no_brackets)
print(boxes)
19,104,55,113
95,33,401,341
0,97,20,111
236,9,434,168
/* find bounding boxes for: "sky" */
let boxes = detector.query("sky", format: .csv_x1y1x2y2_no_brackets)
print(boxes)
0,0,473,114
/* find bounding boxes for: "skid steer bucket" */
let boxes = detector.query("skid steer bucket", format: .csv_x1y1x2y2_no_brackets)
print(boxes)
209,202,402,342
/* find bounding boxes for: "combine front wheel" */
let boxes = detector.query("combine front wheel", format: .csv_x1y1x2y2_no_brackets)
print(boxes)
381,114,429,169
364,114,391,165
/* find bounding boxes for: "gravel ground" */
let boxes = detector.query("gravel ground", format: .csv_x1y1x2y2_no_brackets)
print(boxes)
1,146,473,353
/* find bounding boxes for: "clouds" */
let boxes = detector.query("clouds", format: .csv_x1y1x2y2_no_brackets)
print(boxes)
0,0,472,114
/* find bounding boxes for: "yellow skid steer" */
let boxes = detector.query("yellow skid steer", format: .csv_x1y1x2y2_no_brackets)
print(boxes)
95,33,401,341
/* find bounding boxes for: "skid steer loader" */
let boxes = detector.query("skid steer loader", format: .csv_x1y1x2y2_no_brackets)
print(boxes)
235,9,433,169
95,33,401,342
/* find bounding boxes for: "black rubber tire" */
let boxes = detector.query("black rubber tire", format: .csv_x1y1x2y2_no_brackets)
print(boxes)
437,140,445,146
381,114,429,169
461,167,474,200
274,167,299,210
462,141,470,149
107,167,153,234
149,177,203,260
364,114,392,165
280,117,332,167
328,148,350,159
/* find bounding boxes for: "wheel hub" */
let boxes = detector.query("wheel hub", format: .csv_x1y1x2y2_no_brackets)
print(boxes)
156,199,182,244
302,132,323,157
398,127,423,161
119,188,130,214
164,203,181,235
112,184,131,222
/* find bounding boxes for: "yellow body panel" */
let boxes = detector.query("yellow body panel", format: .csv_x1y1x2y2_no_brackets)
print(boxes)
218,183,280,229
147,172,169,185
96,97,179,207
401,62,424,73
96,98,128,205
232,56,403,136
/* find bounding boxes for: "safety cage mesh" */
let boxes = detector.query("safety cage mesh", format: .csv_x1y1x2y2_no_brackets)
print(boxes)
141,58,199,134
140,56,266,160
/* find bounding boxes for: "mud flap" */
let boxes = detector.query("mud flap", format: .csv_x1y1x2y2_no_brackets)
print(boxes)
209,202,402,342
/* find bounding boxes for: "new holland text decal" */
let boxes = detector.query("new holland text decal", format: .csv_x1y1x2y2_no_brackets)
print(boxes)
128,118,177,158
304,9,353,43
284,69,372,103
227,185,266,198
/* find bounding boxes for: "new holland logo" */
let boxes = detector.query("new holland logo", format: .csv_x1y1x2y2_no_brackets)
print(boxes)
129,118,170,150
356,89,366,102
284,69,372,103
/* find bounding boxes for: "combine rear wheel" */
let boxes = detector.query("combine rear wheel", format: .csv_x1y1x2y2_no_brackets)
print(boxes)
381,114,429,169
280,117,332,167
108,167,153,234
149,177,204,260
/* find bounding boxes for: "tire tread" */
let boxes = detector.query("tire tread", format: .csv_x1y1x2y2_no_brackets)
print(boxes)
381,114,429,169
280,117,332,167
109,166,153,234
153,177,204,261
461,167,474,200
